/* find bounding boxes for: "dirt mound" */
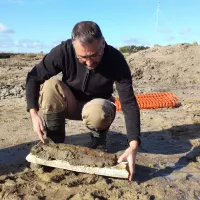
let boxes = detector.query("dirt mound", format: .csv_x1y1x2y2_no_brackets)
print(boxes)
126,43,200,93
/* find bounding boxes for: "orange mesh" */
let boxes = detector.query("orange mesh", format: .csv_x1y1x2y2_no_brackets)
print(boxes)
115,92,180,111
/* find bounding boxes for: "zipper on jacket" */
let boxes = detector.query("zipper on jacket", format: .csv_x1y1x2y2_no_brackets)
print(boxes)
82,68,90,92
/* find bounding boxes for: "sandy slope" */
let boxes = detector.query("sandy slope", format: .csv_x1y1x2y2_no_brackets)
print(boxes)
0,43,200,200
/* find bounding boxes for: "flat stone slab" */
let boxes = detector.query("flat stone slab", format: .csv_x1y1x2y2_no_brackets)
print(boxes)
26,139,129,179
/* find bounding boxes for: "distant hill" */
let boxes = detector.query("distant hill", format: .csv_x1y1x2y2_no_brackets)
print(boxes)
124,43,200,93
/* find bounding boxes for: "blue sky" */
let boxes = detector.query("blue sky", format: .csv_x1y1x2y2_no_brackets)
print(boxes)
0,0,200,53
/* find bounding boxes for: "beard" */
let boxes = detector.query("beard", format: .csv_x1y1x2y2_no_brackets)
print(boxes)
80,55,103,70
86,61,100,70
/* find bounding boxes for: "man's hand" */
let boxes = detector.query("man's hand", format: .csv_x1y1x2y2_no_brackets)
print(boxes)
117,140,138,181
30,109,46,143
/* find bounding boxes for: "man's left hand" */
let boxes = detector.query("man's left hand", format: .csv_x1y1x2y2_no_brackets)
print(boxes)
117,140,138,181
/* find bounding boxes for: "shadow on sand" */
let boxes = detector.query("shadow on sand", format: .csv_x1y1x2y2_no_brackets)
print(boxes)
0,123,199,182
132,123,200,183
134,145,200,183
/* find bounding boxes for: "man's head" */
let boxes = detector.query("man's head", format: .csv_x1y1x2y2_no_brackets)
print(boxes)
72,21,105,69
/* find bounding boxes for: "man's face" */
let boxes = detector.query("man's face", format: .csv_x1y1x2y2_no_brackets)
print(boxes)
73,38,105,70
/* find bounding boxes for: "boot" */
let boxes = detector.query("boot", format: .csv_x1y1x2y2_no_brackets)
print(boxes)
89,128,108,150
43,111,66,143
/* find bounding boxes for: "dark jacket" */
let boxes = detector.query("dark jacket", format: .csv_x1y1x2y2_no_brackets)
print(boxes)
26,39,141,143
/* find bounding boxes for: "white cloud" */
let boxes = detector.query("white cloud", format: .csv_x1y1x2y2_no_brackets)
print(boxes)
0,34,65,52
0,23,15,33
166,36,175,41
122,37,149,46
157,28,171,34
179,27,191,35
0,36,50,51
14,39,50,49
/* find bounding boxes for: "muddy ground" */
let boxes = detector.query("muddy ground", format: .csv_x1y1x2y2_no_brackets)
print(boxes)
0,43,200,199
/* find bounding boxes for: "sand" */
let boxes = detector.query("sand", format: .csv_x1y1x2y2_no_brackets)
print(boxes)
0,43,200,199
30,140,117,167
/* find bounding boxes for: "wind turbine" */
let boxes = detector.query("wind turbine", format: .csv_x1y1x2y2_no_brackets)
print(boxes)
156,1,160,32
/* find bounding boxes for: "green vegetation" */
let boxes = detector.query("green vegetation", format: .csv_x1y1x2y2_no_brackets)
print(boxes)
119,45,150,54
0,53,16,59
0,52,39,59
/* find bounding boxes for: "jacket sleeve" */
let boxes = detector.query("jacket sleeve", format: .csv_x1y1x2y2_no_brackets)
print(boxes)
26,44,64,112
114,52,141,145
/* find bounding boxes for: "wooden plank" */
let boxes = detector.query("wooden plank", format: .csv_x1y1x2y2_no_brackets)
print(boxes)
26,153,129,179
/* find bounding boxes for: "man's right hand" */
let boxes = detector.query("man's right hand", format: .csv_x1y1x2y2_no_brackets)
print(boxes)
30,109,46,143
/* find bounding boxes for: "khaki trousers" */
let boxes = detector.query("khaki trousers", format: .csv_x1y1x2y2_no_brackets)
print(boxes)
39,79,116,132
